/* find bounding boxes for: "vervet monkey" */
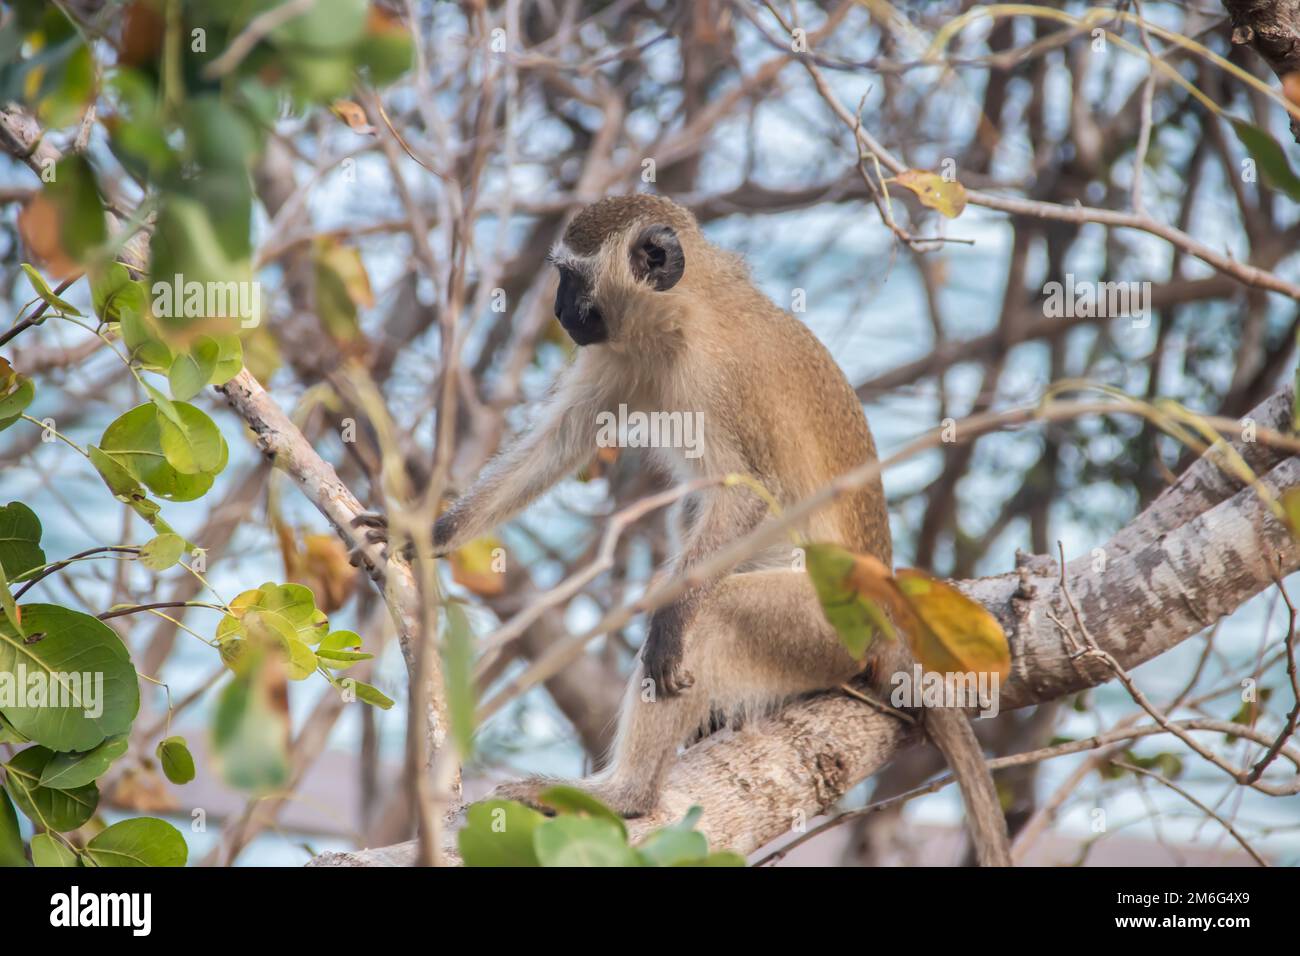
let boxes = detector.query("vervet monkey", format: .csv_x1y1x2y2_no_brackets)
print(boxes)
355,194,1012,866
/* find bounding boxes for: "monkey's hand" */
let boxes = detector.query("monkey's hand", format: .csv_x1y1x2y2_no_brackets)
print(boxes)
643,600,695,698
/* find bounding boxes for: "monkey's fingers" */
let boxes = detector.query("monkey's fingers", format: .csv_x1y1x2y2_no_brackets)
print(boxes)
668,667,695,695
347,552,386,585
650,664,694,698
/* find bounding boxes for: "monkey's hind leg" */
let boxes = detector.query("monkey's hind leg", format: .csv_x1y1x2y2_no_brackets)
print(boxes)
492,569,863,818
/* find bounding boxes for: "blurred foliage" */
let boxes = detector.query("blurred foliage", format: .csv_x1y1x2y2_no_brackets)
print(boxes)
0,0,412,867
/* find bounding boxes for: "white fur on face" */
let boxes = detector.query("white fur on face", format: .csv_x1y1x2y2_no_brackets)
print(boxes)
547,240,597,277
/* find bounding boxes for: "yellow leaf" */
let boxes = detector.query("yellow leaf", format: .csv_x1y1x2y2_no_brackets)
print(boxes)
451,537,506,597
895,569,1010,679
312,238,375,341
891,169,967,218
1281,487,1300,539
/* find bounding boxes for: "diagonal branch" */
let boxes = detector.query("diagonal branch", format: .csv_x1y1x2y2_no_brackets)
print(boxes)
310,386,1300,865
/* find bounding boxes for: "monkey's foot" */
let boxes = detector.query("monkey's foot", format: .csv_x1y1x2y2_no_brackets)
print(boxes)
349,511,445,568
489,776,658,819
350,511,392,551
347,512,391,584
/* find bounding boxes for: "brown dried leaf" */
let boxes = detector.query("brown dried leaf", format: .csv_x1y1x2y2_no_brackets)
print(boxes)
330,99,376,136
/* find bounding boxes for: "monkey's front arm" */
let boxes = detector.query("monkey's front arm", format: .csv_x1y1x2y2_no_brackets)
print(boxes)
351,366,610,572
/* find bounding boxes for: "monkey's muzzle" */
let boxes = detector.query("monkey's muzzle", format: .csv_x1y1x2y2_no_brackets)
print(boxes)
554,269,609,345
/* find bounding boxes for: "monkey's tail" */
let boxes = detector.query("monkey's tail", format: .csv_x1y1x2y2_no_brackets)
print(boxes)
924,707,1013,867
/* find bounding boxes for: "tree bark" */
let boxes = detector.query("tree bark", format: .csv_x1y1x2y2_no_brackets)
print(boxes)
310,389,1299,865
1223,0,1300,140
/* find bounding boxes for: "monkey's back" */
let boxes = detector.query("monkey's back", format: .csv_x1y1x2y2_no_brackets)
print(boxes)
702,294,892,566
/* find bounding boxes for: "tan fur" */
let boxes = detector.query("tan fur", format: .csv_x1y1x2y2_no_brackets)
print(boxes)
468,196,1007,863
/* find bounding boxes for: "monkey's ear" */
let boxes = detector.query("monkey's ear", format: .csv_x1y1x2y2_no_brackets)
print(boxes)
630,224,685,291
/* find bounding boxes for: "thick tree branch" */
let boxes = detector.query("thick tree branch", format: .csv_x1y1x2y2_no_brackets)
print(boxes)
1223,0,1300,141
310,387,1300,866
217,369,449,760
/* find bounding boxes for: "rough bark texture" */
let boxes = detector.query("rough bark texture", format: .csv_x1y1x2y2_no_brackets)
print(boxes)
309,391,1299,866
1223,0,1300,140
217,369,449,759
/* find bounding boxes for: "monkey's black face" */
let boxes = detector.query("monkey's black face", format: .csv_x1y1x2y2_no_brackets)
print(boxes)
554,267,608,346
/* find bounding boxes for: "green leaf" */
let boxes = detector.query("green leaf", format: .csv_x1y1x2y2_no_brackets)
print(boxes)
106,69,176,181
168,336,220,401
0,501,45,580
271,0,367,51
281,634,318,682
536,785,627,838
148,196,252,335
443,601,476,757
347,679,394,710
90,264,145,323
212,653,289,792
99,403,219,501
316,630,367,669
20,264,81,316
637,826,709,867
533,815,640,867
635,806,714,866
354,9,415,86
0,560,19,644
210,333,244,385
229,583,327,644
83,818,187,867
44,156,108,267
315,647,372,665
157,402,226,476
142,378,183,429
36,42,94,130
156,735,196,785
3,746,98,832
237,606,315,681
458,799,545,867
0,786,26,867
0,712,28,745
804,543,895,659
117,304,173,371
0,358,36,432
139,532,185,571
87,445,162,521
38,734,128,789
1282,487,1300,539
31,832,79,867
0,604,140,751
1232,119,1300,202
218,582,327,682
